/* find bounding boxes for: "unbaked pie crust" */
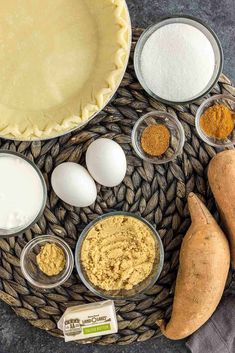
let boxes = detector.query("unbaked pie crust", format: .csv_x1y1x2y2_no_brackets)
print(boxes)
0,0,130,140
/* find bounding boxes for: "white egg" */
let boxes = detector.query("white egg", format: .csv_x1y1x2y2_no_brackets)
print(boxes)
51,163,97,207
86,138,127,187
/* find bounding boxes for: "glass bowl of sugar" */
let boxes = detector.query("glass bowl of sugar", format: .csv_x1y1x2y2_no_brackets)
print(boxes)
134,15,223,105
0,151,47,238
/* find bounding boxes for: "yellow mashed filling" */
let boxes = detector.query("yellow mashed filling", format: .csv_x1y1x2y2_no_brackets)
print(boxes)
36,242,65,276
81,215,157,291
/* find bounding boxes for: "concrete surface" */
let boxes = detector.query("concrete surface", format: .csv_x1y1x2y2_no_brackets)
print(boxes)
0,1,234,353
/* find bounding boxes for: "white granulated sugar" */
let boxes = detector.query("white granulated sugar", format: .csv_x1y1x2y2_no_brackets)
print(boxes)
140,23,215,102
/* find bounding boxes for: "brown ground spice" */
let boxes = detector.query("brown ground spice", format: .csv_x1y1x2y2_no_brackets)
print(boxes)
200,104,234,139
36,243,65,276
141,124,170,156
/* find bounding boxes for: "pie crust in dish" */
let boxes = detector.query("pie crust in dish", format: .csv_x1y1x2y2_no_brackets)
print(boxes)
0,0,130,140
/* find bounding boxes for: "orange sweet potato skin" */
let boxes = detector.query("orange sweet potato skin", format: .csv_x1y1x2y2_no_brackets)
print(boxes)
157,193,230,340
208,150,235,268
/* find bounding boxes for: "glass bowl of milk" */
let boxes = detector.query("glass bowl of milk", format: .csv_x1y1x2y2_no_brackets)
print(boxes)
0,151,47,237
134,15,223,105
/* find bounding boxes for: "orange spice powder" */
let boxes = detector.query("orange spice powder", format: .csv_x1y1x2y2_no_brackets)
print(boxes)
200,104,234,139
141,124,170,157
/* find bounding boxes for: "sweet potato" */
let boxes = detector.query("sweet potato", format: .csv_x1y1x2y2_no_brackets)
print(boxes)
157,193,230,340
208,150,235,268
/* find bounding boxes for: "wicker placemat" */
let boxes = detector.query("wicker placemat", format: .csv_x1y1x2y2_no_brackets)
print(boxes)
0,28,234,345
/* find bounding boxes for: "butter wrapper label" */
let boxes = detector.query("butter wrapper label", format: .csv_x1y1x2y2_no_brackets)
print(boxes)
57,300,118,342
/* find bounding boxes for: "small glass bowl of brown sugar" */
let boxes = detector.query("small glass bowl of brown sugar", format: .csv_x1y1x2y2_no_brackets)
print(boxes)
20,235,74,289
195,94,235,147
132,111,185,164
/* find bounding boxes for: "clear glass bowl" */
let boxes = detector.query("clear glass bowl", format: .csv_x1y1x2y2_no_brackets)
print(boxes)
134,15,223,105
0,151,47,238
195,94,235,147
20,235,74,289
75,211,164,300
132,111,185,164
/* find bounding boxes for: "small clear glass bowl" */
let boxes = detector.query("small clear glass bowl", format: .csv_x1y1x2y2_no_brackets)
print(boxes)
0,151,47,238
20,235,74,289
132,111,185,164
75,211,164,300
134,15,223,105
195,94,235,147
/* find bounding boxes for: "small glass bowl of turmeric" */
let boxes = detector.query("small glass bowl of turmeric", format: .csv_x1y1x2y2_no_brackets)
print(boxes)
20,235,74,289
195,94,235,147
132,111,185,164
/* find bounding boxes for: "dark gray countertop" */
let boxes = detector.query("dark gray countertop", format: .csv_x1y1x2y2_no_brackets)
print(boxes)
0,1,234,353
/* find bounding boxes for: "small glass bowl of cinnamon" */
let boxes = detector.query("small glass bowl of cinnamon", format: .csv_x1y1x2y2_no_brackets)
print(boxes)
132,111,185,164
195,94,235,147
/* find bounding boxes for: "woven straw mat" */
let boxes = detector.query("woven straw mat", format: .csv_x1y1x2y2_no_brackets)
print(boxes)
0,28,234,345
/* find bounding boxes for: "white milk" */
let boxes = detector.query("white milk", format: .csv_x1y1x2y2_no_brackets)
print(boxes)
0,154,44,230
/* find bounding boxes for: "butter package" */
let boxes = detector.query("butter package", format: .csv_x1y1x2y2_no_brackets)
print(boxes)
57,300,118,342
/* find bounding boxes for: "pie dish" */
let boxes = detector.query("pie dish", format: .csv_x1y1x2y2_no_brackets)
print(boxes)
0,0,131,140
